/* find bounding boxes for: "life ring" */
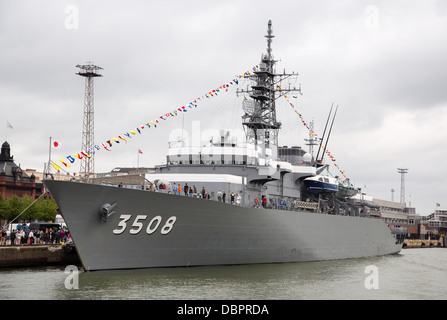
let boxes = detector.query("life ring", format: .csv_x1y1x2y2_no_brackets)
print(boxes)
255,198,260,205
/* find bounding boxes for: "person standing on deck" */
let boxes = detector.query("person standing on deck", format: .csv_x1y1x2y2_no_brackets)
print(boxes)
262,196,267,208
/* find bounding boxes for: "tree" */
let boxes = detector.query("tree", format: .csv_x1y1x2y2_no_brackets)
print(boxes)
20,195,39,222
0,195,58,224
0,193,6,221
36,197,58,222
5,195,23,223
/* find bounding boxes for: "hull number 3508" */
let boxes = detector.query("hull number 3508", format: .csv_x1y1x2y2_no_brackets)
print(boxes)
112,214,177,235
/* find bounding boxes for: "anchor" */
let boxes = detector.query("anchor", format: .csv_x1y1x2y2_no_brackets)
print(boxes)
100,203,117,223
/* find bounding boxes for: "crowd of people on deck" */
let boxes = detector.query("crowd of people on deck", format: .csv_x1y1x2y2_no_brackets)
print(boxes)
141,181,281,208
117,181,292,209
155,182,243,204
0,226,72,246
137,181,249,205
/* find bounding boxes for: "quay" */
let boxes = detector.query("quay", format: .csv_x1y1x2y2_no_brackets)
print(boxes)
403,239,444,249
0,244,80,268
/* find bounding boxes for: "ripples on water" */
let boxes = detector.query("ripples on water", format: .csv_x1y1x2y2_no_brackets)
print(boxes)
1,248,446,300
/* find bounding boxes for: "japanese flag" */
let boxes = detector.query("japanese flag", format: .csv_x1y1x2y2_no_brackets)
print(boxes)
52,141,61,148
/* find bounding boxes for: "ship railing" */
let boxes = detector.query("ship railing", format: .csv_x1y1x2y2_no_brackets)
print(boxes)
116,184,385,219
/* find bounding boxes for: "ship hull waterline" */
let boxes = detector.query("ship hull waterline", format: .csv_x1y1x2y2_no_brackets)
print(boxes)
44,179,402,271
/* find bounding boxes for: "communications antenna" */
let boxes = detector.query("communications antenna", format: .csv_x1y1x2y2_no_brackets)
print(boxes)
397,168,408,205
304,119,318,158
76,62,103,182
237,20,301,158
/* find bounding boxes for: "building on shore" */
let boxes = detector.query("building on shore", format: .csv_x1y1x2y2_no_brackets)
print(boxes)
349,192,444,242
372,198,419,233
93,167,155,187
0,141,43,200
423,209,447,246
425,209,447,229
371,196,445,242
31,166,155,189
30,169,75,183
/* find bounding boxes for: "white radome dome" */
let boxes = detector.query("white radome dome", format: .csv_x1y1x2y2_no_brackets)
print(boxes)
303,153,312,163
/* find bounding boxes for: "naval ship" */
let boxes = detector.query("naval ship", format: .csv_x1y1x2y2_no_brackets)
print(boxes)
43,21,403,271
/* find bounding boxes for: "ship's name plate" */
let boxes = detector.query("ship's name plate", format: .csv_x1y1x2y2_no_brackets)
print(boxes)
112,214,176,235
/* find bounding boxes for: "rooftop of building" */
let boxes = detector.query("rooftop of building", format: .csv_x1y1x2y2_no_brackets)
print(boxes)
0,141,34,183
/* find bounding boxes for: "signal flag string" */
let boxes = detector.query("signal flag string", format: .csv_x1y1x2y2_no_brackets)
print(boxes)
50,66,259,172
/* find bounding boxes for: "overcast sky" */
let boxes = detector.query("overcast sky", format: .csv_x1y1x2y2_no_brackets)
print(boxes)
1,0,446,215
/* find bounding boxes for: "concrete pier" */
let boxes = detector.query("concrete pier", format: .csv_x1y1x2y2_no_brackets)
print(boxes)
0,245,80,268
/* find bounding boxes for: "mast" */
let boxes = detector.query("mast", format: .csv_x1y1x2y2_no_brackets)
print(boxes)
237,20,301,160
315,104,333,163
304,119,318,158
319,105,338,164
46,136,52,177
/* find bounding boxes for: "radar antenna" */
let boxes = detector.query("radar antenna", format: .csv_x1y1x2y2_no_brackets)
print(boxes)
236,20,301,158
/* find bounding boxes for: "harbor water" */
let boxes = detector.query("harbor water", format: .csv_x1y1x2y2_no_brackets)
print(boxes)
0,248,446,300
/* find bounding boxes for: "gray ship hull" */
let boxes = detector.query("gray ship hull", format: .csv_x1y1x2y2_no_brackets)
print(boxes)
44,179,402,271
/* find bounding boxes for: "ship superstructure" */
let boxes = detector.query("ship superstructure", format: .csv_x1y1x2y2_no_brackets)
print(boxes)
151,20,312,210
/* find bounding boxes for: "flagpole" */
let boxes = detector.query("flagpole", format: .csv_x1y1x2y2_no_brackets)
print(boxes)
45,137,52,176
5,120,13,141
137,149,139,169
